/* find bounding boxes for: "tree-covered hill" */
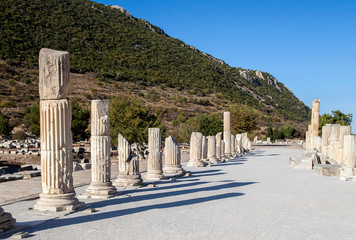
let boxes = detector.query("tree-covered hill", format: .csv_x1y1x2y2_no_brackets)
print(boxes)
0,0,310,133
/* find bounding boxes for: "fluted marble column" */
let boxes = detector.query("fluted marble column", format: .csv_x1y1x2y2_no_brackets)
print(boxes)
115,134,142,187
215,132,222,160
188,132,205,167
311,100,320,138
223,112,232,157
327,124,340,162
343,135,356,168
201,136,208,163
86,100,116,198
146,128,164,180
242,133,249,151
34,48,83,212
321,124,332,155
236,134,243,153
163,136,185,177
336,126,351,165
231,134,236,157
207,136,218,164
0,207,16,233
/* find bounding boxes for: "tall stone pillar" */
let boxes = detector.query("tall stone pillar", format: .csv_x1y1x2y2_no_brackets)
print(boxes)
343,135,356,168
86,100,116,198
221,140,226,161
146,128,164,180
207,136,218,164
34,48,83,212
115,134,142,187
328,124,340,162
305,125,311,150
187,132,205,167
215,132,222,161
201,136,208,163
336,126,351,164
0,207,16,233
242,133,249,150
236,134,243,153
223,112,232,157
311,100,320,138
231,134,236,157
163,136,185,177
321,124,332,155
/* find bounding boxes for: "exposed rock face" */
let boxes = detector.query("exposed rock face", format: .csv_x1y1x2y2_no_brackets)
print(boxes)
110,5,132,18
163,136,185,177
86,100,116,198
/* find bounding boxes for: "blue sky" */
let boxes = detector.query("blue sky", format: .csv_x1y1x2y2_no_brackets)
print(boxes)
95,0,356,131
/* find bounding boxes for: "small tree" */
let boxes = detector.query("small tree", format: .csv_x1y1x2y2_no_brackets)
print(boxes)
24,102,40,136
319,110,352,135
0,112,11,136
71,101,90,141
110,95,165,150
228,104,259,134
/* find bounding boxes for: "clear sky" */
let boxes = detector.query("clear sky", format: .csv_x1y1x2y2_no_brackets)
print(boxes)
94,0,356,131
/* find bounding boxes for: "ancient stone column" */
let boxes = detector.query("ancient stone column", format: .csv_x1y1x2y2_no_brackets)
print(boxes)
223,112,232,157
327,124,340,162
242,133,249,150
215,132,222,161
146,128,164,180
231,134,236,157
201,136,208,163
343,135,356,168
336,126,351,165
311,100,320,138
236,134,243,153
163,136,185,177
115,134,142,187
34,48,83,212
86,100,116,198
207,136,218,164
0,207,16,233
321,124,332,155
305,125,311,150
221,140,226,161
188,132,205,167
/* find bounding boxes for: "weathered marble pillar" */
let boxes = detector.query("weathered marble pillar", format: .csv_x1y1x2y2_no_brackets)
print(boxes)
336,126,351,165
231,134,236,157
223,112,232,157
327,124,340,162
221,140,226,161
311,100,320,138
236,134,243,153
163,136,185,177
201,136,208,162
242,133,249,150
85,100,116,198
0,207,16,233
267,137,271,144
115,134,143,187
343,135,356,168
34,48,83,212
215,132,222,161
146,128,164,180
253,136,258,143
188,132,205,167
207,136,218,164
321,124,332,155
305,125,311,150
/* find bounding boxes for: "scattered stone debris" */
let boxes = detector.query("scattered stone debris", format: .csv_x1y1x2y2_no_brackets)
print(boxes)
11,231,29,239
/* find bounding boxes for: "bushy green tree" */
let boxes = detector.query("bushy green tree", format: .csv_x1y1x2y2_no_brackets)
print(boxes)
24,102,40,136
0,112,11,136
177,113,223,143
71,101,90,141
280,126,296,138
110,96,165,146
228,104,259,134
319,110,352,135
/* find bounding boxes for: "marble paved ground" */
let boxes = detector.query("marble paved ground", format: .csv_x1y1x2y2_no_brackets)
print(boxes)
2,146,356,239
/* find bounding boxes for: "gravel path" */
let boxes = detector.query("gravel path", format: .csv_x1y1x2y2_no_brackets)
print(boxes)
2,146,356,239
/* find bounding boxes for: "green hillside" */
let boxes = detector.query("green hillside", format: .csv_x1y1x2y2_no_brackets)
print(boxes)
0,0,310,129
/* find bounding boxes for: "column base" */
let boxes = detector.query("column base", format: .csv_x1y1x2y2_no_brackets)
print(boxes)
145,172,165,181
114,174,143,187
85,182,117,199
208,157,218,164
0,208,16,233
163,165,185,177
34,192,84,212
187,160,206,167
